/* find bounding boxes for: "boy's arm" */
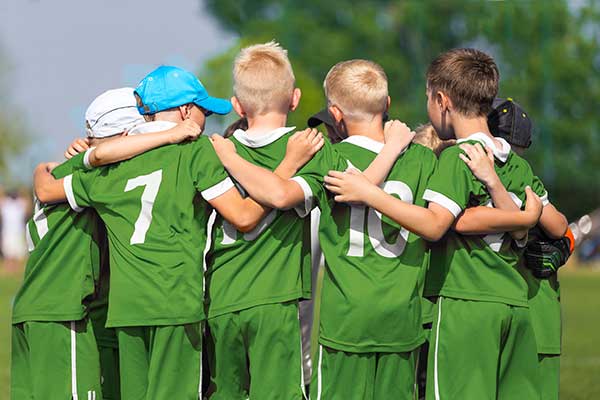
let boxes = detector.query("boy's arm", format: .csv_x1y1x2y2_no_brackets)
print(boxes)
361,120,415,185
324,168,542,242
207,129,326,232
33,162,67,204
455,143,529,239
211,123,413,210
88,120,201,167
538,203,568,239
78,120,201,167
210,129,324,209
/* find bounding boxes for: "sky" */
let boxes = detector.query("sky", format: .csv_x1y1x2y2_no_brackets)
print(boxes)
0,0,235,182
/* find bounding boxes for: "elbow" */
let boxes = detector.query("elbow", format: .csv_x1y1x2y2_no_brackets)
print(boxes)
233,213,261,233
423,221,448,242
269,187,292,210
34,185,51,204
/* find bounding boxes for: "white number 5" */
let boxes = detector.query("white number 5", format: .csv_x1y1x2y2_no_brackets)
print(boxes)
124,170,163,245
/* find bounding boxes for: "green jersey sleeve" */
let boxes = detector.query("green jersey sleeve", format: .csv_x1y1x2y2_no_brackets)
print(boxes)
65,167,101,212
292,139,346,216
189,137,235,200
423,145,485,217
51,152,89,179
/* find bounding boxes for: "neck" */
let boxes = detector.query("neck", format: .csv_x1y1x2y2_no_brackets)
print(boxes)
451,114,500,146
153,110,182,123
245,112,288,134
345,114,384,142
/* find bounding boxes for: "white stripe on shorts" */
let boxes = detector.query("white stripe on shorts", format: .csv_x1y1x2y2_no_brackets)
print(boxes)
298,307,308,400
316,345,323,400
434,297,443,400
71,321,79,400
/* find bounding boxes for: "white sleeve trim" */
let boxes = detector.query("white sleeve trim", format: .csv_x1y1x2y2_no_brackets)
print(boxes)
201,177,235,201
540,191,549,206
290,176,314,217
423,189,462,217
83,147,96,170
63,174,83,212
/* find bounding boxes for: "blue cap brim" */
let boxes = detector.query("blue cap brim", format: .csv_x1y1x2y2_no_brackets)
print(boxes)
195,96,232,115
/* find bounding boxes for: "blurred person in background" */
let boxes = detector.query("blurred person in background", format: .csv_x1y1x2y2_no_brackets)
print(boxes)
1,188,28,272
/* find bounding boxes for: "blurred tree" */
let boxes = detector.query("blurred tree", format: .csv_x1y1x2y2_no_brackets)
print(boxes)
201,0,600,220
0,50,27,185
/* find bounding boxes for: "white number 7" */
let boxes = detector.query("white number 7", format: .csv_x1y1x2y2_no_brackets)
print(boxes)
124,170,163,245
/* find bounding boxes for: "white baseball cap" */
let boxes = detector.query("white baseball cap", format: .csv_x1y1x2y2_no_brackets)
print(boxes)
85,87,145,138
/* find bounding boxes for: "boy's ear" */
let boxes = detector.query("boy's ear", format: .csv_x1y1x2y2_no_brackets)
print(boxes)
436,91,451,112
385,96,391,112
328,105,344,123
289,88,302,111
178,104,190,120
231,96,246,118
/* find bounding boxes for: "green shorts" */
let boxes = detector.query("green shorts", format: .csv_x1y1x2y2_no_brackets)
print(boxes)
310,345,418,400
426,297,539,400
98,345,120,400
538,354,560,400
206,301,305,400
11,319,102,400
116,323,202,400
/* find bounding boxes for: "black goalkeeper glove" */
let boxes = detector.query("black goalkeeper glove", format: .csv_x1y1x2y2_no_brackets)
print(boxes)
524,227,575,279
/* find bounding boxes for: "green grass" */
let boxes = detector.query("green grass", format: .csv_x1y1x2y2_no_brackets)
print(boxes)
1,267,599,399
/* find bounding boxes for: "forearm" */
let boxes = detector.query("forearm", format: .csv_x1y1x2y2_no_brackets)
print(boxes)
486,179,527,240
33,164,66,204
363,146,400,185
538,204,568,239
89,131,178,167
219,152,294,208
363,187,450,241
454,206,534,235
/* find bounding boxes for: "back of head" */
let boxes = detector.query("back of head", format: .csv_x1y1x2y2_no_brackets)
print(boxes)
413,123,455,157
233,41,295,116
426,48,499,117
85,87,144,138
324,59,388,122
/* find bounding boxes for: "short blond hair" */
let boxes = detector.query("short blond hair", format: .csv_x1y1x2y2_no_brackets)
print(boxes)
413,123,455,156
324,59,388,121
233,41,295,116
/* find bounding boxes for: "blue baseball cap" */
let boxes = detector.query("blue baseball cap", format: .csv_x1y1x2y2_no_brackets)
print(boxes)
134,66,232,116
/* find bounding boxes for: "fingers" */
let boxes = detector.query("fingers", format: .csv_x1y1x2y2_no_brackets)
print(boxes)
327,170,346,179
312,136,324,153
323,174,345,187
458,153,472,166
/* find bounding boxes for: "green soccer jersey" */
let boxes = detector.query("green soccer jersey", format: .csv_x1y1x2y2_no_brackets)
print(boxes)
12,153,104,324
423,132,548,307
64,122,234,327
294,135,437,353
206,127,320,318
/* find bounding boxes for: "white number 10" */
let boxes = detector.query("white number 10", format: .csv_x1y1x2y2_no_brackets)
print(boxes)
348,180,413,258
124,170,163,245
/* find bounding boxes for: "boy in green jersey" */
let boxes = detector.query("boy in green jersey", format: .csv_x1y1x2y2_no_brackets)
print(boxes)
207,45,413,399
457,98,568,400
322,48,561,399
33,66,318,400
12,87,201,400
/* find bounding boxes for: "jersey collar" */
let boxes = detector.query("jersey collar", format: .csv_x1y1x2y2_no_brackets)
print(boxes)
456,132,511,163
341,135,384,154
127,121,177,136
233,126,295,148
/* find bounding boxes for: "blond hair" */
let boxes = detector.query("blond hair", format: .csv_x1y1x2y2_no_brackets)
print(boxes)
233,41,295,116
324,59,388,121
413,123,455,156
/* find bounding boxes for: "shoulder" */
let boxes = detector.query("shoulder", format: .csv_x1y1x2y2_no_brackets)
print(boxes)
405,142,437,161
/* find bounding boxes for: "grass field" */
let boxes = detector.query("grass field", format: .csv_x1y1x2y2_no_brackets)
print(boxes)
1,267,599,399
